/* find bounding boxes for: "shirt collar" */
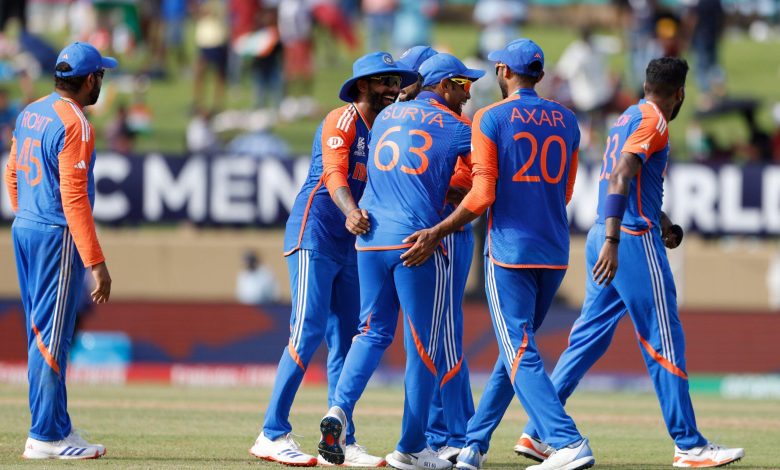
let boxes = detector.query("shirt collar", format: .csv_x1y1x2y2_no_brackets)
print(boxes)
514,88,538,98
416,91,448,107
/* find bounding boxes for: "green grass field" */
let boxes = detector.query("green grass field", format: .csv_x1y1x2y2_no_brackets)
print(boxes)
0,383,777,469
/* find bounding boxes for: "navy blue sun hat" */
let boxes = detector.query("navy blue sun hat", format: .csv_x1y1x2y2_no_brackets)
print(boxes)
338,51,419,103
396,46,438,73
419,53,485,87
54,42,118,77
487,38,544,77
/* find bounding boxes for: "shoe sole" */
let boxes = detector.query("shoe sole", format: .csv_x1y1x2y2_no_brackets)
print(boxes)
673,456,743,468
513,446,546,463
319,416,345,465
561,456,595,470
385,455,415,470
22,449,105,460
249,450,317,467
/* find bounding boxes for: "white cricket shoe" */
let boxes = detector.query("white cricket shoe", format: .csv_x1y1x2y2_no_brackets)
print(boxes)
455,445,487,470
249,432,317,466
319,406,348,465
673,442,744,468
437,446,461,464
22,429,106,459
514,433,553,462
386,447,453,470
526,438,594,470
317,444,387,467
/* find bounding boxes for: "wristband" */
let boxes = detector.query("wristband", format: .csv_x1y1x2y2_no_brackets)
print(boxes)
605,236,620,244
604,194,627,219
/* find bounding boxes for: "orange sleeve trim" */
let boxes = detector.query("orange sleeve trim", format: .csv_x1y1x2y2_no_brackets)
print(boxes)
461,106,499,215
356,243,414,252
510,326,529,385
52,100,104,267
32,320,60,375
287,342,306,371
637,332,688,379
566,148,579,205
4,136,18,213
440,356,463,388
449,155,473,191
283,179,325,257
321,105,357,197
622,105,668,159
406,314,437,376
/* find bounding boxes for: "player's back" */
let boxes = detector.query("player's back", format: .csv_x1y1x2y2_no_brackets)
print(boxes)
474,88,579,267
13,92,96,226
595,100,669,234
358,96,471,250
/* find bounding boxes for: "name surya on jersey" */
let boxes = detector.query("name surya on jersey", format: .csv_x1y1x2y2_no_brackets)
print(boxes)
380,105,446,128
510,107,567,128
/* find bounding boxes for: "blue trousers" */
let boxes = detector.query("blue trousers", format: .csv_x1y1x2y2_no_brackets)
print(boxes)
13,219,87,441
426,229,475,450
464,260,582,452
263,249,360,444
332,248,447,454
524,224,707,450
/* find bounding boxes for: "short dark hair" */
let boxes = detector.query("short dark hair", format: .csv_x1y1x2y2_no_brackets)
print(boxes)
645,57,688,97
511,60,543,82
54,62,88,94
421,84,437,92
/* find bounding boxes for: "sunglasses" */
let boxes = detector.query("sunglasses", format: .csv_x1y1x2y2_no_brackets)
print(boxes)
370,75,402,88
449,77,472,92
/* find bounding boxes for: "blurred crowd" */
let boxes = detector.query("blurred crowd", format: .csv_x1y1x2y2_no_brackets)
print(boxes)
0,0,779,163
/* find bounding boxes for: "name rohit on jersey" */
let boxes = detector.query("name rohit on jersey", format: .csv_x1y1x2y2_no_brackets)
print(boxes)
21,111,54,133
510,107,567,128
380,105,446,128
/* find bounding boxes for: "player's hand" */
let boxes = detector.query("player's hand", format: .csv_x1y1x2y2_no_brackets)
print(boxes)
592,242,619,286
346,208,370,235
662,224,683,249
445,186,469,206
90,261,112,304
401,227,443,267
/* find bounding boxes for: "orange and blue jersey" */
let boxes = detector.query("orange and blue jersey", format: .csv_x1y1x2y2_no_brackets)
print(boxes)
596,99,669,234
283,103,371,265
462,88,580,268
4,92,103,266
356,92,472,250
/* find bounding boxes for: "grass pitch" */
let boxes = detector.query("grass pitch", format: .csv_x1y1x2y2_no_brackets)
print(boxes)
0,383,777,469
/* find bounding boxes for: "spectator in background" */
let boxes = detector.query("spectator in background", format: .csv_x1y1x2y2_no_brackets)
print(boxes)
393,0,439,52
613,0,661,96
473,0,527,60
363,0,396,53
105,103,137,154
249,7,284,111
193,0,229,112
772,103,780,163
278,0,319,120
187,107,220,153
160,0,190,75
684,0,726,111
0,87,21,150
236,251,280,306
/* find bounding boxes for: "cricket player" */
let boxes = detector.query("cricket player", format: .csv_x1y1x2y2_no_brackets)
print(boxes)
317,53,484,470
516,57,745,469
250,51,417,467
400,38,595,470
397,45,476,463
4,41,115,459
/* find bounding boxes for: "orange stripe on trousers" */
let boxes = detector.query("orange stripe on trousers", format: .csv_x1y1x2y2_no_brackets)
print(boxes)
406,315,437,376
637,332,688,379
510,326,529,385
31,320,60,375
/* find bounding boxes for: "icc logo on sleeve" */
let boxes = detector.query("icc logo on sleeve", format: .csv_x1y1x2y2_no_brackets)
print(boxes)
327,136,345,149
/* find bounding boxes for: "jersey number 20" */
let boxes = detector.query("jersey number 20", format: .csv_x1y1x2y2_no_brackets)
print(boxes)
512,132,567,184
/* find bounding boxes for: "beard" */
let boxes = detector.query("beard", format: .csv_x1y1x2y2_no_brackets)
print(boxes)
87,84,101,106
369,88,395,113
669,99,683,121
498,76,509,99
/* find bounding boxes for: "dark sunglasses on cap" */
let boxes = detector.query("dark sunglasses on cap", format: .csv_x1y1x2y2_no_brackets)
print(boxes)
449,77,472,92
370,75,402,88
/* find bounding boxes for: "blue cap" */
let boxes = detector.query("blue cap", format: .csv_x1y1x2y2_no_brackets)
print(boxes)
396,46,438,73
55,42,117,78
487,38,544,77
338,52,419,103
419,53,486,87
